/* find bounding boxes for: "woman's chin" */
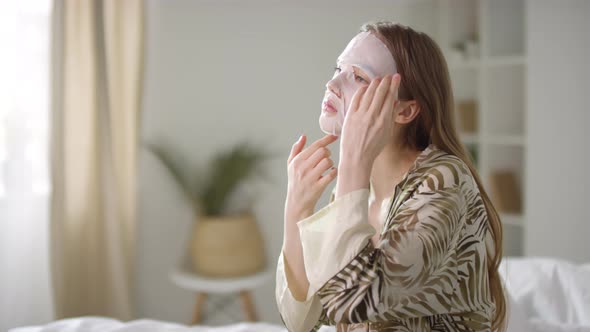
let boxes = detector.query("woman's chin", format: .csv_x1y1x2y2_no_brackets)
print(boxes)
319,116,342,136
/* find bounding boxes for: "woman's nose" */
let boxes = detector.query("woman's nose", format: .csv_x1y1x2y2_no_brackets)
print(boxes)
326,79,341,98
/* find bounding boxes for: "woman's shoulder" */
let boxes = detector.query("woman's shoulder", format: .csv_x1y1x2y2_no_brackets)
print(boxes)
408,145,475,191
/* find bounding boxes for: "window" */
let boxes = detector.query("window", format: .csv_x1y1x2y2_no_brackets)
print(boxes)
0,0,51,197
0,0,53,329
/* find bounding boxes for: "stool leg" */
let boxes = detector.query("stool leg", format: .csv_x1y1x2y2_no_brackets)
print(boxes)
239,290,258,322
191,292,208,325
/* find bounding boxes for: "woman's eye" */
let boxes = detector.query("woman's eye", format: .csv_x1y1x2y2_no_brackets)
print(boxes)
355,75,367,83
333,66,366,83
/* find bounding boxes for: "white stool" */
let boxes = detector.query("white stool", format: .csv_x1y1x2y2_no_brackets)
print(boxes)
170,251,273,325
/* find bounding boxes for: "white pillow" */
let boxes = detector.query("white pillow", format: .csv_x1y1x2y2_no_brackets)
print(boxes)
500,257,590,326
506,291,532,332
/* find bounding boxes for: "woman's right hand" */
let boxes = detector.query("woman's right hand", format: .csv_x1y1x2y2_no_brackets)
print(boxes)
285,134,339,224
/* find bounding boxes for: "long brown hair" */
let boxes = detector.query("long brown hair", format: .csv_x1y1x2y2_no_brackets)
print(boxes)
360,21,507,331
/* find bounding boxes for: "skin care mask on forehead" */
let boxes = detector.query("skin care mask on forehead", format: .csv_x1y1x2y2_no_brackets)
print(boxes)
319,31,397,137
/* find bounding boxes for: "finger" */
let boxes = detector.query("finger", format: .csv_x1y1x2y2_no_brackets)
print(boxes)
381,75,400,115
379,82,396,123
316,167,338,189
390,74,401,111
304,146,331,171
299,134,337,160
288,135,306,165
310,157,334,179
392,73,401,102
368,75,393,117
348,85,368,115
358,77,381,112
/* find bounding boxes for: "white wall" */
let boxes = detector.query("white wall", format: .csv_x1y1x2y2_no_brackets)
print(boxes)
0,196,53,330
138,0,438,325
525,0,590,262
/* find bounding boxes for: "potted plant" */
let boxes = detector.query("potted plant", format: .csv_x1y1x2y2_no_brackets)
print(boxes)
148,140,276,277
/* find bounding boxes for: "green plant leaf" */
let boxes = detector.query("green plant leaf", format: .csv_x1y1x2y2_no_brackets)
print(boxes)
144,139,274,218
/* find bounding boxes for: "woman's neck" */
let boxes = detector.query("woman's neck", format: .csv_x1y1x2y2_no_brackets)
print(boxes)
370,142,421,202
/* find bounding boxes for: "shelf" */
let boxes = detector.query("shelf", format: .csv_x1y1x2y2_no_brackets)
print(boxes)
484,55,526,67
484,135,526,146
460,133,479,145
484,65,525,136
460,135,526,147
501,213,525,227
439,0,526,257
484,0,525,57
486,145,524,174
448,59,480,70
448,55,526,69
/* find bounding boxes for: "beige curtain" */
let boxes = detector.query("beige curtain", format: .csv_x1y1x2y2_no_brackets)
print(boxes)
50,0,144,320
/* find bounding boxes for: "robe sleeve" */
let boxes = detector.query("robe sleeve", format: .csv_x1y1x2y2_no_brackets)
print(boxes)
296,175,465,324
275,190,338,332
275,248,325,332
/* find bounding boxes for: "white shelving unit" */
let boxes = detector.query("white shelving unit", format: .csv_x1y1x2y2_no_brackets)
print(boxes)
437,0,527,257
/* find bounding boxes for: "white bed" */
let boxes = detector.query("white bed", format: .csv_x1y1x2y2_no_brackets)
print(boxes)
10,257,590,332
500,257,590,332
8,318,288,332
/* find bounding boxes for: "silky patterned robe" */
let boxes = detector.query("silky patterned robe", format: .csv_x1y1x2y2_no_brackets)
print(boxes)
276,144,496,332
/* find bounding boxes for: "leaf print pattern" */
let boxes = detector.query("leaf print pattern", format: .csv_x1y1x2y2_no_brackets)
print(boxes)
277,144,496,332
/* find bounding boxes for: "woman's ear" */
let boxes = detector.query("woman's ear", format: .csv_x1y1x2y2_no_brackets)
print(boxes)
394,100,420,124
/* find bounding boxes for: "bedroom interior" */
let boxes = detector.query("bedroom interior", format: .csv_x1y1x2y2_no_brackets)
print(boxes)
1,0,589,331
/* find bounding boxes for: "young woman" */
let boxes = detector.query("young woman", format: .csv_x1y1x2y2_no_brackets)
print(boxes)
276,21,507,332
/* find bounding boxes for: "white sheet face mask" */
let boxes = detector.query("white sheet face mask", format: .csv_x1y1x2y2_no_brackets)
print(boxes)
319,31,397,136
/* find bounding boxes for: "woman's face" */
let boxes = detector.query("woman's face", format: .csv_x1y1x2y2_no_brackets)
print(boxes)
319,31,397,136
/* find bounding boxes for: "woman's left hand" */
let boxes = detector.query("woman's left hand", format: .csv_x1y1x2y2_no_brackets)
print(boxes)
336,73,401,197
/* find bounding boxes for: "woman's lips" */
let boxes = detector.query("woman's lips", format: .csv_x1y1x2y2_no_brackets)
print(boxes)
322,100,337,113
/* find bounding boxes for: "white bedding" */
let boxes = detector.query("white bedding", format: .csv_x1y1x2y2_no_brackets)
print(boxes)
500,257,590,332
10,257,590,332
8,317,288,332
